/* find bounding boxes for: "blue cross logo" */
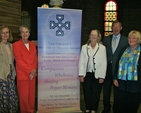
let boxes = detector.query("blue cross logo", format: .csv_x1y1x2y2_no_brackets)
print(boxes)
50,14,70,36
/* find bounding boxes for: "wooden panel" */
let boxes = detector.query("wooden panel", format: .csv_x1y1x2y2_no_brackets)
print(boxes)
0,0,21,42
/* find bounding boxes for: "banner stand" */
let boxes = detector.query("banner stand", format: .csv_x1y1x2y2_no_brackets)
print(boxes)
38,8,82,113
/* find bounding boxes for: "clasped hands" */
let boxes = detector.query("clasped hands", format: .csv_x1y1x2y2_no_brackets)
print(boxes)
79,76,104,83
29,69,36,80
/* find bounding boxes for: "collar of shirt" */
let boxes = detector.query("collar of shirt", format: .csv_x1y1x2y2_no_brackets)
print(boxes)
113,34,121,41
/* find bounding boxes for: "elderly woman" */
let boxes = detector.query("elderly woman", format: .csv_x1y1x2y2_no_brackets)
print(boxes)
79,29,107,113
113,30,141,113
13,25,37,113
0,25,18,113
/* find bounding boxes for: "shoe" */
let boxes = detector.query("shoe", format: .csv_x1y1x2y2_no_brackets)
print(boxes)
101,110,110,113
91,110,95,113
113,112,118,113
85,110,90,113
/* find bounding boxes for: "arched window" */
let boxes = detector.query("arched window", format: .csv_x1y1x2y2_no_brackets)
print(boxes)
104,0,118,36
21,11,30,29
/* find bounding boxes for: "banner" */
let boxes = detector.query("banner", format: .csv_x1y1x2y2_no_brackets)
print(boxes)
38,8,82,113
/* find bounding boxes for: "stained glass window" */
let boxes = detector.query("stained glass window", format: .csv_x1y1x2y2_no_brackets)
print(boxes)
104,1,118,36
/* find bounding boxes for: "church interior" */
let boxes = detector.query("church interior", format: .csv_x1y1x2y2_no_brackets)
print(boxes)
1,0,141,113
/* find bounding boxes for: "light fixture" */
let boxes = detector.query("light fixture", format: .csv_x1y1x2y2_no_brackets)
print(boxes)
41,4,49,8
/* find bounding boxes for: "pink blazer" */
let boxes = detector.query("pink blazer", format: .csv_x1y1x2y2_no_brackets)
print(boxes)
13,39,37,80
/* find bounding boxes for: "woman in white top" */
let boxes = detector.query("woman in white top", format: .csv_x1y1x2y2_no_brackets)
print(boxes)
79,29,107,113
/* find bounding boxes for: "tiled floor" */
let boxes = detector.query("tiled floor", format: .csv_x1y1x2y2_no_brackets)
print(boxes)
80,84,141,113
33,83,141,113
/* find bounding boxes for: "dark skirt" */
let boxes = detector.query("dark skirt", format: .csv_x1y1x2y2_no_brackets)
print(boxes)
0,65,18,113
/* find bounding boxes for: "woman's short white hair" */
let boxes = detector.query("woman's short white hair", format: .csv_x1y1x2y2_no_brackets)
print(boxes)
49,0,64,6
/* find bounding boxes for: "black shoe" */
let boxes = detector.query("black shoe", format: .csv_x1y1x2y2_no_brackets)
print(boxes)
113,112,118,113
101,110,110,113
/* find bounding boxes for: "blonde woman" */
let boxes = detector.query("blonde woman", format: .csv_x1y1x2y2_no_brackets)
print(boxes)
0,25,18,113
114,30,141,113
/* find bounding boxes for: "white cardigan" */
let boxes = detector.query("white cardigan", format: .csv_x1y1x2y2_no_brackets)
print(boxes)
79,43,107,79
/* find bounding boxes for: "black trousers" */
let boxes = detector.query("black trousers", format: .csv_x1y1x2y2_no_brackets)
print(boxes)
82,72,102,111
118,90,141,113
102,63,119,112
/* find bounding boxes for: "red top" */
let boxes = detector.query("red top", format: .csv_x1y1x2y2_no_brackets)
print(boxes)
13,39,37,80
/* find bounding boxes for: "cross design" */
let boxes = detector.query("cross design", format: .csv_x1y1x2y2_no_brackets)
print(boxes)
50,14,70,36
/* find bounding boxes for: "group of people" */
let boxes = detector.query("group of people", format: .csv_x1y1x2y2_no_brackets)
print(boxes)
0,25,37,113
0,20,141,113
79,20,141,113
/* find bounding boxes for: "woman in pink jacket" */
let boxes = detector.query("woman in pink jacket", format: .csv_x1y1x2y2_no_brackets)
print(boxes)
13,25,37,113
